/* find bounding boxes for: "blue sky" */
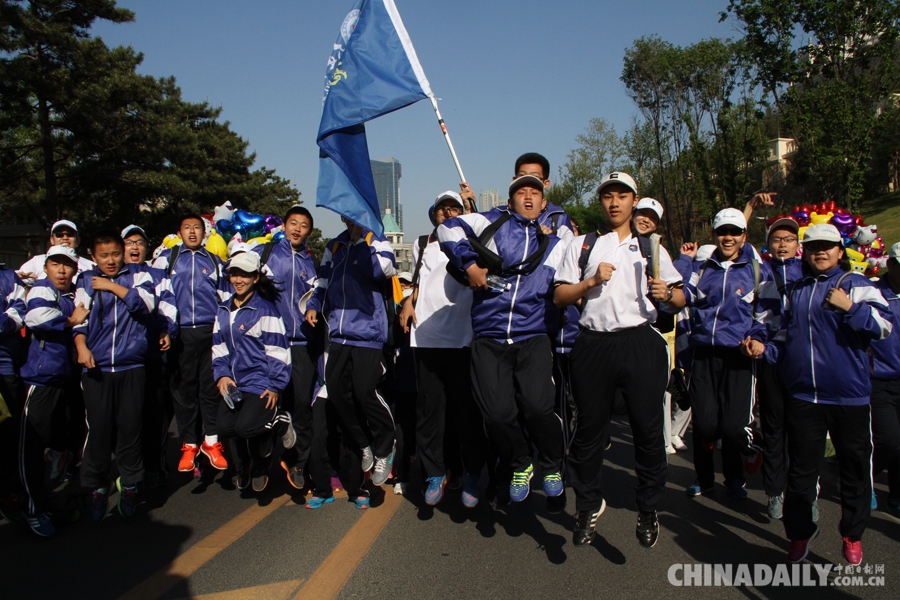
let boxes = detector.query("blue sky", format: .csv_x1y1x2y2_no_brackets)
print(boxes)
92,0,741,239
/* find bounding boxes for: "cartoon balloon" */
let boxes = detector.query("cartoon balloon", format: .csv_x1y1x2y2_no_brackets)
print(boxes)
213,201,235,223
205,232,228,260
830,212,856,235
163,234,182,249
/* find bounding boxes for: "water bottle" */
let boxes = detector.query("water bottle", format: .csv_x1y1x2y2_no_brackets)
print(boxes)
485,274,511,292
223,383,240,409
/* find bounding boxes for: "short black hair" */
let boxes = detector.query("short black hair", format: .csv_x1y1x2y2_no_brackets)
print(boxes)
179,214,205,229
91,230,124,253
514,153,550,180
283,205,314,231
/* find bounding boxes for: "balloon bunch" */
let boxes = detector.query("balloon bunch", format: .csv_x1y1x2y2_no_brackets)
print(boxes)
204,202,284,260
763,201,886,277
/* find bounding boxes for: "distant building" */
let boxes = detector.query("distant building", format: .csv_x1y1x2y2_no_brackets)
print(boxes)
382,207,411,273
763,137,798,189
371,157,404,231
479,188,504,212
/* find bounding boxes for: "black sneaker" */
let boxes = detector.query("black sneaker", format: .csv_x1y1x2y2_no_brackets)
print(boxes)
546,489,567,514
237,467,252,491
251,459,270,493
573,498,606,546
636,510,659,548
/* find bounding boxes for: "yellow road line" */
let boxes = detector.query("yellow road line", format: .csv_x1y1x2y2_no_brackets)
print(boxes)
174,578,305,600
119,494,293,600
293,491,403,600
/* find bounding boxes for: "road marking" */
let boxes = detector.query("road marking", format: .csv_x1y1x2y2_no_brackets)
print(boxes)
293,491,403,600
119,494,293,600
174,578,304,600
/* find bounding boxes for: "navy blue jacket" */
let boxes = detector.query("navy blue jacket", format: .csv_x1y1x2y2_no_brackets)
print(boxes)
767,266,893,405
151,246,227,328
73,264,156,372
0,266,26,376
253,238,317,345
870,277,900,381
21,279,75,386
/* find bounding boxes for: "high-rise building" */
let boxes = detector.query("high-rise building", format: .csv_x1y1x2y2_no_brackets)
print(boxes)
479,188,504,212
370,157,403,230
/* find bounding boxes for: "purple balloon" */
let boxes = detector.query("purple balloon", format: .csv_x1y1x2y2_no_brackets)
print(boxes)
830,213,856,235
791,210,810,226
264,215,280,234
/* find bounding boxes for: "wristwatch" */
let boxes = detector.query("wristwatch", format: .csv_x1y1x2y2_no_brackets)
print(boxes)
666,287,674,302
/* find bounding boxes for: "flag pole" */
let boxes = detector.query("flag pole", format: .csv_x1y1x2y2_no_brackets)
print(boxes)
430,96,466,183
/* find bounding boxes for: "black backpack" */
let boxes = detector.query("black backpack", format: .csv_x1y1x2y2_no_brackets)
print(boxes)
577,227,676,333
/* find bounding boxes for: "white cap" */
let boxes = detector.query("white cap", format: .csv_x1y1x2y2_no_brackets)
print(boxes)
45,245,78,264
696,244,717,263
227,251,261,274
802,223,843,244
397,271,413,283
229,242,251,256
597,172,638,196
635,197,663,220
766,217,799,240
890,242,900,264
433,190,465,210
713,208,747,231
121,224,147,240
51,220,78,235
509,175,545,198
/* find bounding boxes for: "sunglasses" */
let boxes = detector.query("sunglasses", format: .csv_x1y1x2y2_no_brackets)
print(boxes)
715,227,745,237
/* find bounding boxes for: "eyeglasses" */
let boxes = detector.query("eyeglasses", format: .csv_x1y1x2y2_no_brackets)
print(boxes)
769,236,798,244
715,227,744,237
436,206,462,216
124,239,147,247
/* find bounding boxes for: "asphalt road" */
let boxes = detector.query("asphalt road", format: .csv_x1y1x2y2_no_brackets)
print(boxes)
2,417,898,600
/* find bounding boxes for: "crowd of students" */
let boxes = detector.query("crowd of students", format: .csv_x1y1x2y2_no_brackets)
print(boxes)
0,152,898,569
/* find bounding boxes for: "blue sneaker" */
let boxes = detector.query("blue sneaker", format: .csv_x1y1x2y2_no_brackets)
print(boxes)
117,477,138,518
91,488,109,522
725,480,748,499
685,482,714,497
509,464,534,502
424,475,447,506
305,495,335,509
354,495,370,509
24,512,56,537
462,473,480,508
543,472,564,497
871,491,878,511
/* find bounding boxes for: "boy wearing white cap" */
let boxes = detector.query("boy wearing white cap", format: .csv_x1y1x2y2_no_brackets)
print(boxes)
554,172,686,548
17,220,94,285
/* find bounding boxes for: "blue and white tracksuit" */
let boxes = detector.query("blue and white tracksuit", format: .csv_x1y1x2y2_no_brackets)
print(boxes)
683,243,780,488
438,207,566,474
0,266,26,376
306,230,397,459
869,277,900,495
539,202,575,243
767,265,892,541
74,264,157,489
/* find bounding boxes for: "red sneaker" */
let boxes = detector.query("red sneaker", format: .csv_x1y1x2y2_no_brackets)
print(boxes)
842,537,863,566
745,450,763,475
787,527,818,563
178,444,200,472
201,442,228,470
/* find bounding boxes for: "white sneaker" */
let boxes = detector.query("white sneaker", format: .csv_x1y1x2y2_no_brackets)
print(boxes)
372,445,395,486
361,446,374,473
393,482,406,495
666,446,677,455
671,436,688,452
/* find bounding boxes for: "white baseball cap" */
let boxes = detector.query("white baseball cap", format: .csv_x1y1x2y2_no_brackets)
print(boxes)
229,242,251,256
397,271,413,284
433,190,465,210
802,223,843,244
635,197,663,220
597,172,638,196
696,244,717,263
51,220,78,235
713,208,747,231
45,245,78,265
121,224,147,240
890,242,900,264
227,251,261,274
508,175,545,198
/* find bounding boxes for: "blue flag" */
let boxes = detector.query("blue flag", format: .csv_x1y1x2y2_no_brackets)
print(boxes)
317,0,433,238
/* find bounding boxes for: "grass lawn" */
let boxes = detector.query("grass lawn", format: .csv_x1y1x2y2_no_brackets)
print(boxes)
861,191,900,247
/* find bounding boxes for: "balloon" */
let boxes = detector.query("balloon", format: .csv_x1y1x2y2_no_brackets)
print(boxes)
826,201,836,213
213,201,235,223
163,234,182,249
849,260,868,274
247,236,269,248
792,206,801,214
792,210,810,226
830,212,856,235
855,225,878,246
817,202,828,214
234,209,263,227
810,212,832,225
272,231,285,242
264,215,282,234
246,226,265,240
205,232,228,260
216,219,234,234
802,204,815,213
835,207,848,215
869,237,884,258
845,247,866,262
232,221,246,236
867,265,879,278
798,226,809,241
855,215,865,226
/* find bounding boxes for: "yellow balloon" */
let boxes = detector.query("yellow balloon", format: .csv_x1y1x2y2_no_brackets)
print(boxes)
809,211,832,225
163,234,182,249
798,226,809,241
205,232,228,260
247,236,270,248
850,260,868,274
845,247,865,262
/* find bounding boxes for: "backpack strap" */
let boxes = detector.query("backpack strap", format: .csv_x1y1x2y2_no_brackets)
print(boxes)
550,213,560,235
167,247,180,276
260,242,276,267
578,232,600,281
411,234,429,286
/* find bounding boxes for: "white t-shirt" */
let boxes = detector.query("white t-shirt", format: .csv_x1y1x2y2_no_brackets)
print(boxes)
555,233,682,332
18,253,95,285
409,237,473,349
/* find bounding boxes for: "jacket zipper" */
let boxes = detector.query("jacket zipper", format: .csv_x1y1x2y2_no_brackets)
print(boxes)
506,221,530,342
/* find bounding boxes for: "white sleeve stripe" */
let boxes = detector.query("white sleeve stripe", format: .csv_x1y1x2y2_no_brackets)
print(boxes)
132,271,153,286
871,309,893,340
211,343,229,359
159,302,178,320
849,286,889,307
137,287,155,312
25,306,63,328
6,307,24,329
27,286,57,302
217,290,231,302
258,315,286,335
264,345,291,365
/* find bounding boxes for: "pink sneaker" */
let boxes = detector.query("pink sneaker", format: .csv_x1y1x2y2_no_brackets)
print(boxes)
842,537,863,566
787,527,818,563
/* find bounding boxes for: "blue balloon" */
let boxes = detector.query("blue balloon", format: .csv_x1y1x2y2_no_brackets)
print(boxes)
235,209,263,226
272,231,285,242
217,219,234,234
